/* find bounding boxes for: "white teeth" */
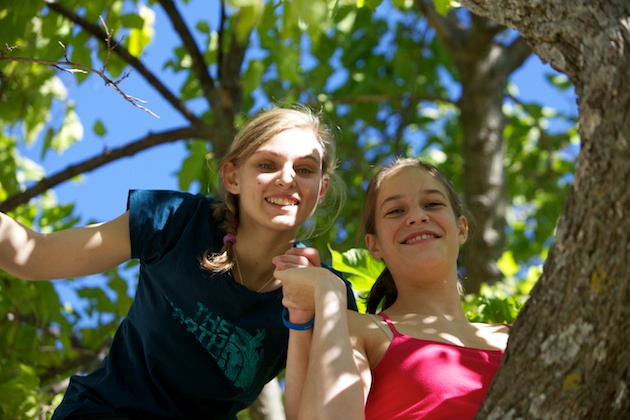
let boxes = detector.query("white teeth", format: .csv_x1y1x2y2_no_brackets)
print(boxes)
405,234,435,244
267,197,298,206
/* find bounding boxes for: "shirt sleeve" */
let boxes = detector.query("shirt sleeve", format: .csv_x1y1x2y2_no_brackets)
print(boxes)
127,190,207,262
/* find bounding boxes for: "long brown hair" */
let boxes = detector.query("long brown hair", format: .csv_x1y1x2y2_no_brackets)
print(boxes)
201,104,343,273
362,158,465,313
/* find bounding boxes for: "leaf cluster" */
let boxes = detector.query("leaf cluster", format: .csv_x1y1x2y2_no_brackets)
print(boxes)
0,0,576,417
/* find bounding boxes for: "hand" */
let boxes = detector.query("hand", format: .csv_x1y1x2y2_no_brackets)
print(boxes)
272,247,322,324
272,247,321,269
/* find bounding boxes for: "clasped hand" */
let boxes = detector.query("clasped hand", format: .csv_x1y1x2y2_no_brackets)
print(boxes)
272,247,346,325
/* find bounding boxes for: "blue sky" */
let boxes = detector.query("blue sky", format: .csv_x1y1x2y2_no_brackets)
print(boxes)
15,2,578,324
19,1,579,225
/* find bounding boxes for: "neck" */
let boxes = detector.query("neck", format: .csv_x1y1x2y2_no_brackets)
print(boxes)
387,297,468,322
387,270,467,321
232,232,295,290
235,220,299,256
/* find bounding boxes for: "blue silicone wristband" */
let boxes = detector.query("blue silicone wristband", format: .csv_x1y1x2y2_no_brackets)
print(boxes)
282,307,315,330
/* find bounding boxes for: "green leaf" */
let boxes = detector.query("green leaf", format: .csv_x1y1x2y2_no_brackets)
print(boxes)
433,0,458,16
497,250,519,279
93,120,107,137
233,0,263,45
126,6,155,57
179,140,211,191
120,13,146,30
330,246,385,292
48,104,84,154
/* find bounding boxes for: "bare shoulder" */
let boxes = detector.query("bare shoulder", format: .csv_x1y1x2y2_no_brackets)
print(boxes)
346,311,393,368
346,310,378,334
470,322,511,350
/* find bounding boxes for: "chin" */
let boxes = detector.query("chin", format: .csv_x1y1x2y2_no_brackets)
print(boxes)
271,217,300,229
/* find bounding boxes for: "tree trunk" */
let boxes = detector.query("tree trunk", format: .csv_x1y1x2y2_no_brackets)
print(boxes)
457,0,630,418
416,3,531,293
249,378,286,420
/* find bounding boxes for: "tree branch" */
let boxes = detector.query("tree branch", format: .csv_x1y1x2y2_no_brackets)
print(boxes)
324,93,457,107
40,338,112,388
414,0,466,50
0,47,158,118
158,0,216,107
0,126,206,212
44,0,203,126
502,35,533,75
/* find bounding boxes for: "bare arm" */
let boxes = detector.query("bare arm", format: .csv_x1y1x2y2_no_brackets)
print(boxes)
299,276,370,420
274,265,371,420
0,211,131,280
273,248,320,420
284,318,314,420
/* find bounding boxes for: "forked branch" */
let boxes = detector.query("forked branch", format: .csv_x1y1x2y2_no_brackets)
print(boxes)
0,17,159,118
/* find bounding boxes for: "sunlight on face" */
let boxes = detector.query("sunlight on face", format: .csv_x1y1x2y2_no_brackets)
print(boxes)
234,128,329,234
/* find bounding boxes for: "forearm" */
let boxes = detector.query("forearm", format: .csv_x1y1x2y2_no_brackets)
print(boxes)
299,286,366,420
0,211,131,280
285,325,313,420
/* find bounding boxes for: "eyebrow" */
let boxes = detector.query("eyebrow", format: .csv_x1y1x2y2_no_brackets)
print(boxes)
253,149,322,165
380,189,448,210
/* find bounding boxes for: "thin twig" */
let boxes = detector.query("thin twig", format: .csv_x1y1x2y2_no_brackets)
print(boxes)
0,18,158,118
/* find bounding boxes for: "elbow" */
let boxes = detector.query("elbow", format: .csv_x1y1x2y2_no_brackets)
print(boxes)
1,266,42,281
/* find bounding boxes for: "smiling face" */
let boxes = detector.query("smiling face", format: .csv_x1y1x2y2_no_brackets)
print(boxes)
223,127,329,235
365,166,468,274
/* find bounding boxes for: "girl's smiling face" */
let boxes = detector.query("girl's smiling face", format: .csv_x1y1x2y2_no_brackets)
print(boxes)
223,127,329,234
365,166,468,272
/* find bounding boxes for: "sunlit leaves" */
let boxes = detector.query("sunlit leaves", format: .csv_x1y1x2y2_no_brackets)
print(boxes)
330,246,385,312
0,362,41,420
231,0,263,45
330,244,526,322
179,140,213,192
43,103,83,155
0,0,580,416
124,5,155,57
359,0,384,10
0,136,21,199
546,73,572,91
433,0,461,16
503,97,574,265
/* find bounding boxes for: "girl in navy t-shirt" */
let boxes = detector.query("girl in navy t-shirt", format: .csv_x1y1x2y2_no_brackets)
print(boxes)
0,106,357,419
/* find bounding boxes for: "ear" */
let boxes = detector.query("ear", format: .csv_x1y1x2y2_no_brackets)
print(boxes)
365,233,383,260
457,215,469,245
222,161,240,195
318,174,330,203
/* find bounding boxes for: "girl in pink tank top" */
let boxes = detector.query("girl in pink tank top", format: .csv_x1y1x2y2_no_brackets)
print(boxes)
365,313,508,419
276,158,511,419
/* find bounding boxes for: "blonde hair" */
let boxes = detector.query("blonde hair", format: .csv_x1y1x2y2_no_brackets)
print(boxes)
202,104,343,272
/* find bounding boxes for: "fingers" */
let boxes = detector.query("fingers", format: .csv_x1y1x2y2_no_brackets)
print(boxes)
272,247,321,269
292,247,321,266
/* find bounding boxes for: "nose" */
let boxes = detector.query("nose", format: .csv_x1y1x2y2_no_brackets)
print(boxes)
407,207,429,226
275,165,296,188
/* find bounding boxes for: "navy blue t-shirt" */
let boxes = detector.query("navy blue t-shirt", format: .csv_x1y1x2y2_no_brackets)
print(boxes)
52,190,358,419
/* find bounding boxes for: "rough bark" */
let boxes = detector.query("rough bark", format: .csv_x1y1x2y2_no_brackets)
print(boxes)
456,1,630,418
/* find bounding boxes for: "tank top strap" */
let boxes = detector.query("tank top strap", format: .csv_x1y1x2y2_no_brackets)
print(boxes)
377,312,401,337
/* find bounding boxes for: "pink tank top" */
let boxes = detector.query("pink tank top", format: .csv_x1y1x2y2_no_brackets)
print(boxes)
365,313,506,420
